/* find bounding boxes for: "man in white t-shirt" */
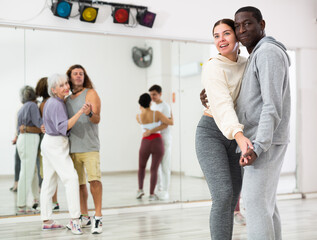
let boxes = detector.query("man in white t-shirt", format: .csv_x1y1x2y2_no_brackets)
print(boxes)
145,85,173,200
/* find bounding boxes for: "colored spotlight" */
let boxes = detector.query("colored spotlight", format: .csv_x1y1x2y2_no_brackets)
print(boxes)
80,6,99,23
112,7,130,24
51,0,73,19
137,10,156,28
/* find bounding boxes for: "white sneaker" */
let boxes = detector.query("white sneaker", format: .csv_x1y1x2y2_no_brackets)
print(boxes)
149,194,159,201
42,220,64,230
234,212,246,225
80,215,91,228
157,191,169,200
69,219,83,235
91,216,102,234
136,190,144,199
16,206,39,215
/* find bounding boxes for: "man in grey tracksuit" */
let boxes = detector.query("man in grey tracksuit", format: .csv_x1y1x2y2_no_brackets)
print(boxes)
235,7,291,240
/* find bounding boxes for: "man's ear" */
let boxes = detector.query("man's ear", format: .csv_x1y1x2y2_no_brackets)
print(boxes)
260,20,266,33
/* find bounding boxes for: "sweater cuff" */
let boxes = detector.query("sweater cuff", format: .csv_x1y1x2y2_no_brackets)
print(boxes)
253,143,263,158
232,128,243,139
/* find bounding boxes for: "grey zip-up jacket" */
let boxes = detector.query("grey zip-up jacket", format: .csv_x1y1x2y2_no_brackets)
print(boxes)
236,36,291,157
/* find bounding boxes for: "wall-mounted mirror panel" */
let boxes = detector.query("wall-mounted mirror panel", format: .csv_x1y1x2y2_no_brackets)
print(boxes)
0,27,26,216
0,27,183,216
0,26,297,217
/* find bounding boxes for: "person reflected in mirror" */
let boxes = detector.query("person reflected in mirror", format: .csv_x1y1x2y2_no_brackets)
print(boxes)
40,74,89,234
16,86,43,214
143,85,173,201
10,105,22,193
195,18,253,239
136,93,173,201
10,127,20,193
65,64,103,234
234,196,246,226
19,77,60,211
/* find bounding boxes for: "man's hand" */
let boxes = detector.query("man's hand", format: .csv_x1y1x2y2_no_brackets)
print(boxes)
19,125,25,134
12,135,18,145
200,89,209,108
240,149,257,167
143,129,152,137
41,124,46,134
20,125,43,134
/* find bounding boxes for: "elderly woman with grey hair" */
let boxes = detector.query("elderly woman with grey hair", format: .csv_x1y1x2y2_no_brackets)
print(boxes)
16,85,43,214
40,74,89,235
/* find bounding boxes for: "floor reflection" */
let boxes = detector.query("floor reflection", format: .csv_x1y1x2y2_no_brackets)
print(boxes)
0,172,296,216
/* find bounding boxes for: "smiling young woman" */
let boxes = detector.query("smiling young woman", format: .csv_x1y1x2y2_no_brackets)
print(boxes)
195,18,252,240
213,22,239,62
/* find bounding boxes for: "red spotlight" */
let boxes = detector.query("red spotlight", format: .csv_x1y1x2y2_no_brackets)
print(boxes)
112,7,129,24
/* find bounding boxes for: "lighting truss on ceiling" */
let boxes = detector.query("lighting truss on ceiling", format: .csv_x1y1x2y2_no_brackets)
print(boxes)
51,0,156,28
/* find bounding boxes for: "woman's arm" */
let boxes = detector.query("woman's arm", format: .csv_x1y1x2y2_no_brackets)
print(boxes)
202,62,253,154
136,114,141,124
202,62,243,140
157,111,173,125
67,103,89,130
143,123,168,137
234,132,253,156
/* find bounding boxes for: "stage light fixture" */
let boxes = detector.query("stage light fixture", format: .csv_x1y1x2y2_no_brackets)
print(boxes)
80,5,99,23
137,10,156,28
51,0,73,19
112,7,130,24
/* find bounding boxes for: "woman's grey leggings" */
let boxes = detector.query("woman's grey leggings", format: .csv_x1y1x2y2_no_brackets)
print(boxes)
195,116,242,240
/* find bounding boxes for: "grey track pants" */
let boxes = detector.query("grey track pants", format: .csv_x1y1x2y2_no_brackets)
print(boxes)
242,144,287,240
195,115,242,240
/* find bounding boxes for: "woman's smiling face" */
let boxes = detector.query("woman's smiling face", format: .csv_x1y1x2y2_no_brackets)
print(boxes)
213,23,239,61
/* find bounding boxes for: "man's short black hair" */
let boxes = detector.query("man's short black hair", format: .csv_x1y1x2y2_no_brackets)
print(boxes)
148,84,162,94
235,6,263,22
139,93,152,108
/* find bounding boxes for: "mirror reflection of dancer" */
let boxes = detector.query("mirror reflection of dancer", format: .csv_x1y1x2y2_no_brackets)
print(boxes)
19,77,60,211
195,19,253,239
16,86,43,214
10,114,21,193
146,85,173,200
40,74,89,234
65,65,103,234
136,93,173,201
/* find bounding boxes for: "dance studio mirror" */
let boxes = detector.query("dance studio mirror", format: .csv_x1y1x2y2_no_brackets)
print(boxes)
0,26,297,217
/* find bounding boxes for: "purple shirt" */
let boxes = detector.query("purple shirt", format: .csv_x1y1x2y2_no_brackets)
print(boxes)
43,97,69,136
17,101,43,134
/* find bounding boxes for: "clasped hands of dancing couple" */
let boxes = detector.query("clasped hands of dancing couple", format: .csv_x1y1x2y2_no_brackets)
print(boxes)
200,89,256,167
